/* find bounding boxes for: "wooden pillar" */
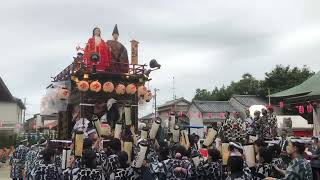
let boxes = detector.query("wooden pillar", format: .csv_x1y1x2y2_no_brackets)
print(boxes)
130,40,139,65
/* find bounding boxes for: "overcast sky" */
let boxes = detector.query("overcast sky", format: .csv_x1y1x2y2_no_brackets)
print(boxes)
1,0,320,118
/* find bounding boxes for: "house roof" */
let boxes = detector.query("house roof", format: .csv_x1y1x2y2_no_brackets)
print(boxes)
0,77,13,101
193,100,236,113
231,95,267,108
0,77,25,109
270,71,320,98
157,97,190,109
140,113,154,120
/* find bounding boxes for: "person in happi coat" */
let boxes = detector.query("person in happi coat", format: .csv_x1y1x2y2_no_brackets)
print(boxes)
225,155,253,180
113,151,134,180
269,144,286,178
101,137,121,179
267,106,278,138
196,147,222,180
24,145,38,180
254,147,273,180
279,129,290,167
64,149,103,180
252,110,261,137
160,145,193,180
33,148,63,180
221,112,244,143
307,136,320,180
244,109,255,137
265,138,313,180
10,139,29,180
259,109,273,140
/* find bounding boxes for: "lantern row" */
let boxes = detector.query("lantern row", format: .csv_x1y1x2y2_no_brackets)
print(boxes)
76,81,153,100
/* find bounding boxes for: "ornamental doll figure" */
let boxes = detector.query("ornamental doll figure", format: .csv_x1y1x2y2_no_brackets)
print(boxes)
107,24,129,73
84,27,111,71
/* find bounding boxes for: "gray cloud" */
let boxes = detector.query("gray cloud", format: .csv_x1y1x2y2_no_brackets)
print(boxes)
1,0,320,117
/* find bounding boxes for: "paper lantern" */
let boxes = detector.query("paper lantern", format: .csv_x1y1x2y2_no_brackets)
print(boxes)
172,126,180,143
123,142,133,163
77,81,89,92
58,88,70,100
219,112,225,119
103,82,114,93
203,127,217,147
114,122,122,139
132,140,148,168
124,106,132,126
279,101,285,109
149,118,161,139
62,148,71,170
298,105,305,114
74,131,84,157
243,144,256,167
138,86,147,96
115,84,126,95
126,84,137,95
307,103,313,113
144,90,153,102
90,81,102,92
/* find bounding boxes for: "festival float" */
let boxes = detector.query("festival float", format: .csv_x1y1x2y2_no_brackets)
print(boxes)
42,25,160,140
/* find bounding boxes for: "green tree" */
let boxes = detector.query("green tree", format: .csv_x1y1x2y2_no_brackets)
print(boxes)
263,65,314,94
193,65,314,101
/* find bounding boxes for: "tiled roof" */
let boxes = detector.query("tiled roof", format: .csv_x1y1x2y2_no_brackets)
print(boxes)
193,101,236,113
0,77,13,101
231,95,266,108
157,97,190,108
140,113,154,120
0,77,25,109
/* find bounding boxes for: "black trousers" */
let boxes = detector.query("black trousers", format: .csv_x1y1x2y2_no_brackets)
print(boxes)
312,167,320,180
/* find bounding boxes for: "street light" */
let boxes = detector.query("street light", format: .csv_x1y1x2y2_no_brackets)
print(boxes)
154,88,159,117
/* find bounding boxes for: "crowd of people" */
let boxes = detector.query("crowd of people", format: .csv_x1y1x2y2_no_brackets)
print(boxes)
9,107,320,180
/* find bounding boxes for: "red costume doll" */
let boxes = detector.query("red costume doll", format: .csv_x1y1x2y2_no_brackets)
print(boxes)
84,27,111,71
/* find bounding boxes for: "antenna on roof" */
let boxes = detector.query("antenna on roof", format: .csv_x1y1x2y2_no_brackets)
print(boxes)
172,76,176,100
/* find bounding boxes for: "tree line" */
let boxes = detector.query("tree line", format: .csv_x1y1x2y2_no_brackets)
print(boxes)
193,65,315,101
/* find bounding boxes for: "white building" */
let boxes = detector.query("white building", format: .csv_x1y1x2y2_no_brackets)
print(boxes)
0,77,25,147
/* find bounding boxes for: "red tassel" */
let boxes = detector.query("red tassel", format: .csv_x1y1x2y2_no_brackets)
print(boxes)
307,104,313,113
299,105,305,114
279,101,285,108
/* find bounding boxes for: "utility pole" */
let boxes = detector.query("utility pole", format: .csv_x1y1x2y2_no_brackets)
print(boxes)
23,98,26,123
154,88,159,117
268,88,271,106
172,76,175,100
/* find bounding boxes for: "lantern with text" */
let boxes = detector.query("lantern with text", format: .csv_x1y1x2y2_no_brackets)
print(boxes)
58,88,70,100
138,86,147,97
144,90,153,102
103,82,114,93
126,84,137,95
115,84,126,95
77,81,89,92
90,81,102,92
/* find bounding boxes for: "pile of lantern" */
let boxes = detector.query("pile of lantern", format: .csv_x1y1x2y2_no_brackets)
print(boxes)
77,80,152,101
279,101,316,114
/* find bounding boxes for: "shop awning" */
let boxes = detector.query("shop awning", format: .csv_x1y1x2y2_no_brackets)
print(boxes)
270,71,320,98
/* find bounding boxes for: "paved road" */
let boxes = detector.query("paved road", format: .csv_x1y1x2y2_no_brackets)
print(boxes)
0,162,11,180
